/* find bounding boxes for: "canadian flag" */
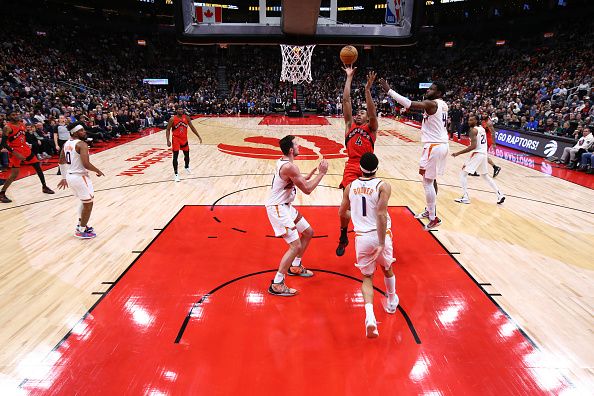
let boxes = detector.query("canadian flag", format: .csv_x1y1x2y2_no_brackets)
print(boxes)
196,6,222,24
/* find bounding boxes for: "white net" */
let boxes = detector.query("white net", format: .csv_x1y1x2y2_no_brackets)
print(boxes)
280,44,316,85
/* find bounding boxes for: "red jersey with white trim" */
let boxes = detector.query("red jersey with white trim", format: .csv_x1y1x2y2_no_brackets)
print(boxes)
345,122,375,163
6,122,27,149
172,115,190,139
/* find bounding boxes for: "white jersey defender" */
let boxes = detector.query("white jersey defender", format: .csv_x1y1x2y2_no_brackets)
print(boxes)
463,125,489,175
349,178,394,276
419,98,449,179
266,158,309,243
63,139,94,202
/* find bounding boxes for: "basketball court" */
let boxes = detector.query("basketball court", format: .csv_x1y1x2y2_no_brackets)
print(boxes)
1,0,593,394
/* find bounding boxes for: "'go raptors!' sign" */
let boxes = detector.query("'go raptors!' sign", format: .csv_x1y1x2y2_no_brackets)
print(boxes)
217,135,347,160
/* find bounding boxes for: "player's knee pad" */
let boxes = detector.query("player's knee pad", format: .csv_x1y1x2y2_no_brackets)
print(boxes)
295,217,311,234
282,228,300,244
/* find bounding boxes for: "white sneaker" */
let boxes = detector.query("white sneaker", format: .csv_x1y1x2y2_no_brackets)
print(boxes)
184,167,192,174
174,174,180,182
365,318,379,338
454,196,471,204
414,209,429,219
497,193,506,205
385,294,399,314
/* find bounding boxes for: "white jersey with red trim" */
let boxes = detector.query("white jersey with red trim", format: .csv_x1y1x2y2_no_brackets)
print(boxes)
421,98,449,143
63,139,88,175
349,178,391,234
266,158,297,206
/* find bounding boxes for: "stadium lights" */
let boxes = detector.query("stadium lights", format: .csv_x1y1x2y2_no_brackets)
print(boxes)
375,4,387,9
137,40,147,46
444,41,454,47
194,3,238,10
496,40,506,46
544,32,554,38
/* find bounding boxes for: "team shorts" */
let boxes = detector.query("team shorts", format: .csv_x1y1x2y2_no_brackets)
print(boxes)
354,230,395,276
340,162,362,189
463,152,489,175
266,203,310,243
66,173,95,202
172,135,189,151
419,143,448,180
8,146,38,168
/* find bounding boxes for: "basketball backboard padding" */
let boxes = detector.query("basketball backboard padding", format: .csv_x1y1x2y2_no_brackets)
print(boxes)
281,0,322,36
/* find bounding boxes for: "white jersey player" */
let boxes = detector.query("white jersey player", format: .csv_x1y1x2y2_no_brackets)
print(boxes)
452,115,505,205
265,135,328,297
379,79,449,230
57,123,104,239
339,152,398,339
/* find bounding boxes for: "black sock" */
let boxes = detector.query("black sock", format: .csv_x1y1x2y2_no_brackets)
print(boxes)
172,151,179,174
183,151,190,168
340,227,347,240
33,163,46,186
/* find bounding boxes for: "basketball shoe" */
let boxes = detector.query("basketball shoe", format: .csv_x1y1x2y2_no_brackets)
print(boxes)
268,281,297,297
287,265,314,277
42,185,55,194
454,196,471,204
365,318,379,338
184,168,192,174
425,217,442,230
493,165,502,178
0,192,11,203
75,226,96,239
336,237,349,256
497,192,506,205
385,294,399,314
174,174,180,182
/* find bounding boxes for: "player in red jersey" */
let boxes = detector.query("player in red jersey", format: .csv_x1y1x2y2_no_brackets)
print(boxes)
336,67,378,256
481,112,501,178
0,110,54,203
166,106,202,182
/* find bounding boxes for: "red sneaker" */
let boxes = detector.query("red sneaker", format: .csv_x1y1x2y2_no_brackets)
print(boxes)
425,217,442,230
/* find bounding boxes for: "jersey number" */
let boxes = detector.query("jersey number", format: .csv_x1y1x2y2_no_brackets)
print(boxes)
65,151,72,164
355,136,362,146
442,113,448,127
361,196,367,217
480,134,486,144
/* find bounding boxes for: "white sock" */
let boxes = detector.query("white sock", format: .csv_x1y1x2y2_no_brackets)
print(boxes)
273,272,285,283
384,276,396,300
422,178,437,220
364,303,375,321
291,257,302,267
76,225,85,232
481,174,500,195
460,171,469,198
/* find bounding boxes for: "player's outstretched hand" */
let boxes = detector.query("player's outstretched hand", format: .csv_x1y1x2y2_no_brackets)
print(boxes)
378,78,391,93
370,245,384,262
166,140,171,147
342,65,357,78
318,159,329,174
96,170,105,177
366,71,377,90
57,179,68,190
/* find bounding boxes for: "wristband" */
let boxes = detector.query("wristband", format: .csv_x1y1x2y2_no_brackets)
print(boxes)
59,164,68,179
387,89,412,109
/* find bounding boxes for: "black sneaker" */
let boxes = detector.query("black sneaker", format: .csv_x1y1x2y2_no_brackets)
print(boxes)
336,238,349,256
0,192,11,203
493,166,501,178
469,172,480,177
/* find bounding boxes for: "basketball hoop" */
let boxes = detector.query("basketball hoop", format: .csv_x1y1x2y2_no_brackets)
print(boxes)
280,44,315,84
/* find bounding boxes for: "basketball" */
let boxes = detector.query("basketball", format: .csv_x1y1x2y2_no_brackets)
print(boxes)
340,45,358,65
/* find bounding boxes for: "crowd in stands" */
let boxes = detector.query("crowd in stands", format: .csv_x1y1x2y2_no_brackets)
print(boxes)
1,7,593,172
